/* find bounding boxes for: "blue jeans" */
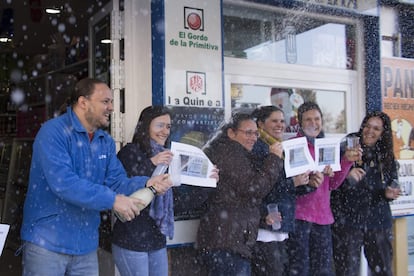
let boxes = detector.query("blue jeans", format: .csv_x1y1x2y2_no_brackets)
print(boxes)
22,242,98,276
112,244,168,276
287,220,334,276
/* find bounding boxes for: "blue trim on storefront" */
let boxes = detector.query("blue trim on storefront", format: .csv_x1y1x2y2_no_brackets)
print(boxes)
151,1,165,106
220,0,225,109
363,16,382,112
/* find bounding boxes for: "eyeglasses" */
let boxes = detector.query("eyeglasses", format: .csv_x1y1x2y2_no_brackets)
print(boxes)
237,129,260,138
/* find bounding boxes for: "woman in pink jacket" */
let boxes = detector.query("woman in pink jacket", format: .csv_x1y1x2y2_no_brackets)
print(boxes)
287,102,360,276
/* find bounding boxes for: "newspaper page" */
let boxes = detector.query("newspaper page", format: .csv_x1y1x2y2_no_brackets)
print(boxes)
0,224,10,256
282,137,315,177
170,141,217,188
314,137,341,172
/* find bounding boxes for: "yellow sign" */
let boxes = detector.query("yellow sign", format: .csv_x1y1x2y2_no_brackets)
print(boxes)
382,57,414,216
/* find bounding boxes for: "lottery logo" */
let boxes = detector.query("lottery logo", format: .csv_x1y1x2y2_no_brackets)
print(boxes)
187,71,206,95
187,13,201,30
184,7,204,31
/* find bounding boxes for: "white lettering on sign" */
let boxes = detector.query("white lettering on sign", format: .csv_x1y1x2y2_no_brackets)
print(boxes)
299,0,358,9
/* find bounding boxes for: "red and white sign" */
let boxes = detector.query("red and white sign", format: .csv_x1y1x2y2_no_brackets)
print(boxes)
187,72,205,95
165,0,222,108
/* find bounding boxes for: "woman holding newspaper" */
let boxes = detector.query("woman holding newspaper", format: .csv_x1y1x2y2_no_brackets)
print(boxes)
331,111,401,276
196,112,284,275
286,101,360,276
111,106,175,276
111,106,219,276
250,105,314,276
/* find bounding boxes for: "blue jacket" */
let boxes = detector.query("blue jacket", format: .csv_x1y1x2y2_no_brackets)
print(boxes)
21,107,148,255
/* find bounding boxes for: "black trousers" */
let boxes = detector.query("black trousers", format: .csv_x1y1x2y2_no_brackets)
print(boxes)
251,240,287,276
332,224,393,276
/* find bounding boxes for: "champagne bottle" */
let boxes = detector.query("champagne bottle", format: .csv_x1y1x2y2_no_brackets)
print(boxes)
133,163,167,210
115,185,157,223
258,128,282,145
115,164,168,222
152,163,168,176
129,185,157,211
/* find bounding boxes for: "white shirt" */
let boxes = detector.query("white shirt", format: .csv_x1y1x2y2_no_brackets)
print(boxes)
256,228,289,242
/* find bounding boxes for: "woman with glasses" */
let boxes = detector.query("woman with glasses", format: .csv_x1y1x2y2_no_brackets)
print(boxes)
331,111,401,276
111,106,175,276
196,112,284,275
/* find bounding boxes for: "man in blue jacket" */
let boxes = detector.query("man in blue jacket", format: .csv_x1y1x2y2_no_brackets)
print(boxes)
20,77,172,275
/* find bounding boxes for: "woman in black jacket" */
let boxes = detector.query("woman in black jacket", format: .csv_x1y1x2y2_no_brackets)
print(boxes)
196,113,284,276
331,111,401,276
112,106,174,276
250,105,314,276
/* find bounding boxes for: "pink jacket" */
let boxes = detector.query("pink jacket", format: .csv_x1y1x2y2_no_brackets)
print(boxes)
295,137,353,225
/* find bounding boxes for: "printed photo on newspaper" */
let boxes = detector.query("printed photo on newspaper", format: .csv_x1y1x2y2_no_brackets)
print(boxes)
170,141,217,188
314,137,341,172
282,137,341,177
282,137,315,177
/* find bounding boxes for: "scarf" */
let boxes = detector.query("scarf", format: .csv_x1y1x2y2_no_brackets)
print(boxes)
149,140,174,239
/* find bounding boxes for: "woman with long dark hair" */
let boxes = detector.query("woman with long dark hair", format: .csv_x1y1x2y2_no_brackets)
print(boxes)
112,106,174,276
332,111,401,276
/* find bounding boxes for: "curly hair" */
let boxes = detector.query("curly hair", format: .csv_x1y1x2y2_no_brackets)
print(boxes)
357,111,395,172
297,101,323,127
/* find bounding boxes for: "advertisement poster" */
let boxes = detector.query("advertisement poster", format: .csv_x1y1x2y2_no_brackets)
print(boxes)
169,106,224,220
382,57,414,216
408,216,414,273
164,0,223,108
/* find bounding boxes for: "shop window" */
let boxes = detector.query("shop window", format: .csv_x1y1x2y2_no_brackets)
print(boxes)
399,7,414,58
231,84,346,134
223,3,357,70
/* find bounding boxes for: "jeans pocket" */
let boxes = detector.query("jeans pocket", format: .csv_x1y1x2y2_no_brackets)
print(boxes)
15,242,26,256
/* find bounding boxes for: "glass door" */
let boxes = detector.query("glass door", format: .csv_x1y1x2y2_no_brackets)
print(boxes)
89,0,124,146
88,3,119,272
89,1,113,84
224,57,362,137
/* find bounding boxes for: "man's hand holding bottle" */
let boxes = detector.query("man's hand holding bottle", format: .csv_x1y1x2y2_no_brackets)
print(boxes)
114,173,173,222
113,194,144,222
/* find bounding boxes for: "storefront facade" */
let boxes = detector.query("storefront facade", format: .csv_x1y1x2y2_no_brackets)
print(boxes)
1,0,413,275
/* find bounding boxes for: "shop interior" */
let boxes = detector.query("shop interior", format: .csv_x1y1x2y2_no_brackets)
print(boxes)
0,1,110,274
